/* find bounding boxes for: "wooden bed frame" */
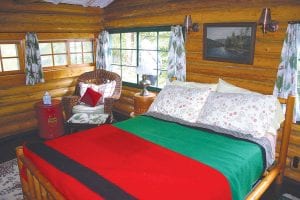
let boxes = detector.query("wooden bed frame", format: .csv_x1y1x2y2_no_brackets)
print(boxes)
16,96,295,200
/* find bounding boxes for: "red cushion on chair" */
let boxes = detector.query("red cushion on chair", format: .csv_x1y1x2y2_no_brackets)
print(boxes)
80,88,102,107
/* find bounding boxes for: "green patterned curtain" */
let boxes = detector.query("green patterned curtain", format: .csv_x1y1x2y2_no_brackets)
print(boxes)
167,25,186,81
96,30,110,70
273,23,300,121
25,32,44,85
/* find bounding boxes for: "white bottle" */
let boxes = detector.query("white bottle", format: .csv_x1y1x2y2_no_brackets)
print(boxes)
43,91,51,105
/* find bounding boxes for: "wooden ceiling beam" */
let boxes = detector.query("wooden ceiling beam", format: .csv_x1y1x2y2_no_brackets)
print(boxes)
14,0,43,4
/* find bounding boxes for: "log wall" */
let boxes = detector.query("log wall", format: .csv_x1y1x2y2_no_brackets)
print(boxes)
0,0,102,138
0,0,103,33
105,0,300,181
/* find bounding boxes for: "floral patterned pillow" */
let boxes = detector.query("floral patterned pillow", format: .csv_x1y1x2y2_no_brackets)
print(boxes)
197,92,278,138
169,80,217,91
147,85,211,123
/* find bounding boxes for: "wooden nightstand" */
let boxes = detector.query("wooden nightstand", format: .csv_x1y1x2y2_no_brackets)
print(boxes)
131,92,156,116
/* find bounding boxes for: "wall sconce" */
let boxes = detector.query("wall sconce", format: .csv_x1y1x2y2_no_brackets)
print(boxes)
183,15,200,34
258,8,279,34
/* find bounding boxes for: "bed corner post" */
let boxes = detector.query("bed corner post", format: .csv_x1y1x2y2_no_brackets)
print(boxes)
276,95,295,184
16,146,28,200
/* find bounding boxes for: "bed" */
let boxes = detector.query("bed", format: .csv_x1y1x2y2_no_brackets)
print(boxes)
16,81,295,200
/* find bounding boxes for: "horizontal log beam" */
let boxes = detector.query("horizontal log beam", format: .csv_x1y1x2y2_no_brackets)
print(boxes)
0,0,102,15
0,117,37,139
0,86,74,106
0,111,35,126
0,22,102,33
0,77,75,97
0,12,102,24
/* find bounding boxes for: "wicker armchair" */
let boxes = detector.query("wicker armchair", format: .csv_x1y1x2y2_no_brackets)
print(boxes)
62,69,122,122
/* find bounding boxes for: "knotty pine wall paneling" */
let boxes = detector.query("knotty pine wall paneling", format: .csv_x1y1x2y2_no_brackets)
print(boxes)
104,0,300,181
0,0,103,138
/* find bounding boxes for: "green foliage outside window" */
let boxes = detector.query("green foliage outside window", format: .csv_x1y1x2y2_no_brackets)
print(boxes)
109,26,170,88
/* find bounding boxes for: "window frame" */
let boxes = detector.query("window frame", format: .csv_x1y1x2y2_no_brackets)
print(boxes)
0,40,24,75
39,39,95,69
296,35,300,123
108,26,171,89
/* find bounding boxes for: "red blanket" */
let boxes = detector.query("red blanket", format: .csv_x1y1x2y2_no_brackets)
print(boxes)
24,124,231,200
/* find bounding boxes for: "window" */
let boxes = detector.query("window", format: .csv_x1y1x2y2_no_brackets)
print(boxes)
70,41,94,64
0,42,21,72
109,27,171,88
39,40,94,68
40,42,67,67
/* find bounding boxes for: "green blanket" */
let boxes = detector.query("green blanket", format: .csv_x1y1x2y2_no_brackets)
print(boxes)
114,116,264,200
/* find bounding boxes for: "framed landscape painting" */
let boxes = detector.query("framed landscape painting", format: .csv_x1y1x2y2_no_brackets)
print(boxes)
203,22,256,64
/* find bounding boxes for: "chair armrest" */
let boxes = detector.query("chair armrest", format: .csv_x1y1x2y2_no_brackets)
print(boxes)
104,97,116,115
62,95,80,119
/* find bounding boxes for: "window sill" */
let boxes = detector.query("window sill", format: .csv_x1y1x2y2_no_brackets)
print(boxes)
0,70,24,76
122,81,161,93
42,64,94,72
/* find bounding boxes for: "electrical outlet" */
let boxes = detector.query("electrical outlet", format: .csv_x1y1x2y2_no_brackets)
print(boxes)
291,156,299,169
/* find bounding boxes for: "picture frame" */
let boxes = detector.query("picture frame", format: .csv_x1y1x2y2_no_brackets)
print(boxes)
203,22,256,64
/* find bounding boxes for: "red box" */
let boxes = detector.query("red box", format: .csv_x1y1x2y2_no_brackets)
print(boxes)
35,99,65,139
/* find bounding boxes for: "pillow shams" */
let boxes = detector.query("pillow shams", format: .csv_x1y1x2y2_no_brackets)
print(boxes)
216,78,254,94
147,85,211,123
169,80,217,91
216,78,284,134
197,92,279,138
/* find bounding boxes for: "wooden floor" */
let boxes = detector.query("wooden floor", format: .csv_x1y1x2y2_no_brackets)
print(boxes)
0,121,299,200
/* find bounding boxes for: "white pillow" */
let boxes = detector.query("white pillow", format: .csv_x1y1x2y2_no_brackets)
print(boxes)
169,80,217,91
79,81,116,104
197,92,280,138
217,78,254,94
148,85,211,123
216,78,284,134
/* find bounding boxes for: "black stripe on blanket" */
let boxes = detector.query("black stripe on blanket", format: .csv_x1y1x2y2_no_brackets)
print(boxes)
25,142,136,200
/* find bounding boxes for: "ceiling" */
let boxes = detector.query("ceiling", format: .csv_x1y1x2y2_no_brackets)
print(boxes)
43,0,114,8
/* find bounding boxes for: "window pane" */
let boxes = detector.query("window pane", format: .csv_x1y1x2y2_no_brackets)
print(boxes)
83,41,93,52
110,34,120,48
71,53,83,64
121,33,137,49
111,50,121,65
121,50,136,66
158,70,168,88
70,42,82,53
159,51,168,70
41,55,53,67
111,65,121,76
53,42,66,54
1,44,18,57
39,43,52,55
138,50,158,76
0,61,2,72
2,58,19,71
83,53,93,63
54,55,67,66
159,31,170,51
140,32,157,50
122,66,137,83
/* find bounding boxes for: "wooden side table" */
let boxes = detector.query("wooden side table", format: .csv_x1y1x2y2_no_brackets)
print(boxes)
35,99,65,139
131,92,156,116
